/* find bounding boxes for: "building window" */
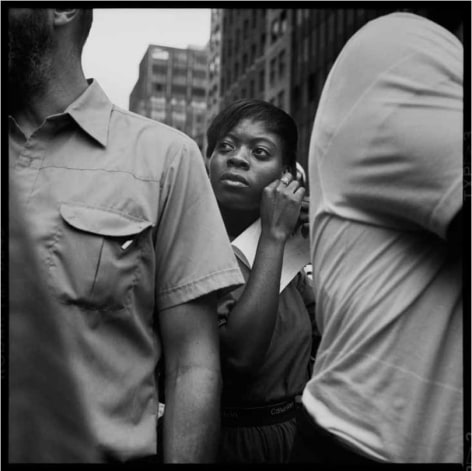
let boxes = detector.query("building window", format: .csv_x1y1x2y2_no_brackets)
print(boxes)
153,82,164,93
242,53,248,72
278,50,286,78
277,90,285,109
252,9,257,27
251,43,257,63
260,33,266,54
172,84,187,97
337,9,345,44
347,9,355,28
307,73,316,102
194,54,207,66
271,18,279,43
243,19,249,39
328,12,335,44
152,63,167,75
173,51,187,66
292,85,300,110
270,57,277,86
173,67,187,77
193,69,206,79
303,37,309,63
249,79,255,98
259,69,265,92
152,48,169,61
192,87,206,98
280,10,287,34
234,61,239,79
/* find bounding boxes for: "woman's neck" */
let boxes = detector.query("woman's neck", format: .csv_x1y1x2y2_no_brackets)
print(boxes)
219,206,260,240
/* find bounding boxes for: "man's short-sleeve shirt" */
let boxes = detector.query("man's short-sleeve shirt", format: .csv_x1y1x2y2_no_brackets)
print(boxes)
305,13,463,462
9,80,244,461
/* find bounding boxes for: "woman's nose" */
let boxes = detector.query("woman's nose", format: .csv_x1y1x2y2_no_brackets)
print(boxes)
227,148,250,170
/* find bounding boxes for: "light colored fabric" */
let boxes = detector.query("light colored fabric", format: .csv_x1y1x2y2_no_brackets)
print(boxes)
305,13,463,463
9,80,244,461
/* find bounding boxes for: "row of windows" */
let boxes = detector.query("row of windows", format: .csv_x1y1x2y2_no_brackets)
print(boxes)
225,31,266,62
221,65,265,97
153,64,207,79
223,9,266,31
152,83,206,98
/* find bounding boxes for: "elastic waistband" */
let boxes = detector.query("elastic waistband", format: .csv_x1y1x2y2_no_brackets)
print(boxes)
222,398,299,427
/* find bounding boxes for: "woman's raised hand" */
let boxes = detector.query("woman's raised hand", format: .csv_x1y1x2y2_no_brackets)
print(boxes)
260,172,305,242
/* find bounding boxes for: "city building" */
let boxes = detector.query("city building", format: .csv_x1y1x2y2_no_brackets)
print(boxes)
129,44,208,150
211,7,395,172
207,9,223,126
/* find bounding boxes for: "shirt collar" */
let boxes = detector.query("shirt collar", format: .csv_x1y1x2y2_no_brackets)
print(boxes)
65,79,113,147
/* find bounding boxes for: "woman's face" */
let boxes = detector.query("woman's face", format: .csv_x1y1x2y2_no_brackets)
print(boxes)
209,118,286,212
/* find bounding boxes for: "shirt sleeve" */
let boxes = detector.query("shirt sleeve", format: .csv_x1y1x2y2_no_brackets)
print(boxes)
154,138,244,310
312,13,463,239
216,259,249,327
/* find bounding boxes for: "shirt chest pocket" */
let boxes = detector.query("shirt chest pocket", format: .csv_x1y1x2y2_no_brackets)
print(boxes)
48,203,153,312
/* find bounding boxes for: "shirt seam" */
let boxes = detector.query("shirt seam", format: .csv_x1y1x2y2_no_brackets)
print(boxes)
111,105,197,144
60,202,155,224
157,267,242,296
39,165,163,183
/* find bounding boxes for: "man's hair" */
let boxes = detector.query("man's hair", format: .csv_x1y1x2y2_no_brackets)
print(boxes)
206,99,298,173
76,9,93,53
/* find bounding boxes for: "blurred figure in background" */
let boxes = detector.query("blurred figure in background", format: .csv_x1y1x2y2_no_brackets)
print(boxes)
291,9,464,463
206,99,319,463
8,8,243,463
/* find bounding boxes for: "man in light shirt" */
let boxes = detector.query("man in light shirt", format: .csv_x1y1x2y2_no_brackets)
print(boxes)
291,9,464,463
8,8,243,463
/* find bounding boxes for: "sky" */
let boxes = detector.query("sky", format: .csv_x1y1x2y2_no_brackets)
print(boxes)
82,9,211,109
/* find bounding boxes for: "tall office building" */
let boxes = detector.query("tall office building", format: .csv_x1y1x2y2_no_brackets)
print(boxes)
207,9,223,127
211,8,395,171
129,44,208,150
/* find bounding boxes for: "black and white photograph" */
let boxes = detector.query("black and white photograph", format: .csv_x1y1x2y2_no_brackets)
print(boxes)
4,3,470,466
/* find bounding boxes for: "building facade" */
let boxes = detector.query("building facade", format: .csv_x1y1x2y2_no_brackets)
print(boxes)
210,7,395,172
207,9,223,128
129,44,208,150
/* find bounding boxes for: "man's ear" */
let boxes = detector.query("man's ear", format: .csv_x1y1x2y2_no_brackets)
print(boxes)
53,9,80,27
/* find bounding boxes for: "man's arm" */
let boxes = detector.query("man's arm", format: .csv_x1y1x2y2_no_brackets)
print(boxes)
158,292,221,463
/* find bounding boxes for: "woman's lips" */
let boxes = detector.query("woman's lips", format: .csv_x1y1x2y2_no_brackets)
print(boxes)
220,173,249,187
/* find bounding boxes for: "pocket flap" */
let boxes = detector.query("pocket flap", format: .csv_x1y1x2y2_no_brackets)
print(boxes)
60,203,152,237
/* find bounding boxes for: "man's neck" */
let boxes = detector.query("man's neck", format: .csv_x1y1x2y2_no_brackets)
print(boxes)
12,59,89,138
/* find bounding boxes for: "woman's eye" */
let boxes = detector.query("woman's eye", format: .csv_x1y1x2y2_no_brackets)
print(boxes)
253,148,270,158
218,141,234,152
